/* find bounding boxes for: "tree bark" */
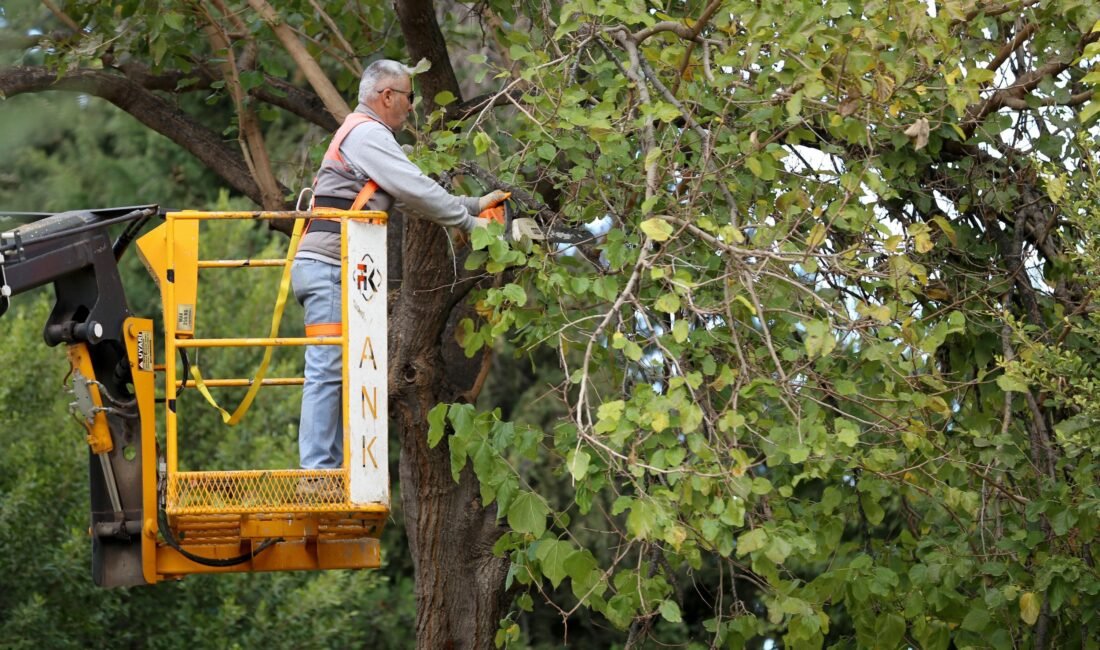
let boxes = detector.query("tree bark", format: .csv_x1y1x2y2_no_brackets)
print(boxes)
390,217,509,650
391,4,510,645
395,0,461,114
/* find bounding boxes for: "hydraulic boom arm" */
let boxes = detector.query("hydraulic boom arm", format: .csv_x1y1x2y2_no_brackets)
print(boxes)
1,205,157,587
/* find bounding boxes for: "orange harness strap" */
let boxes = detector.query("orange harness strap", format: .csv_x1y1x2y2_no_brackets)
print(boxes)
310,113,381,228
305,322,342,337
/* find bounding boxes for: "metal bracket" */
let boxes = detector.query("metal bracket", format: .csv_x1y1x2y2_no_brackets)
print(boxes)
70,368,99,424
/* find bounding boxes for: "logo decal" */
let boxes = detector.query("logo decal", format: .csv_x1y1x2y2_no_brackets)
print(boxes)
353,253,383,303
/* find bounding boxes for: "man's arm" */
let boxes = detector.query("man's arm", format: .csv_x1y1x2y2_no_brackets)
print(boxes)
343,124,478,231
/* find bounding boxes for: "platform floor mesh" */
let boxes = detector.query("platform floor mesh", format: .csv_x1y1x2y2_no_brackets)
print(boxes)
167,469,369,514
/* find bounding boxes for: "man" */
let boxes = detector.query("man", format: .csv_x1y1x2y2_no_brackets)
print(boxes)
292,59,506,471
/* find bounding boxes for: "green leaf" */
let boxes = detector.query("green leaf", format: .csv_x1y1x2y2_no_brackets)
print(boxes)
966,67,995,84
535,539,573,588
736,528,767,556
1079,94,1100,125
433,90,457,106
644,147,662,169
745,156,763,178
653,102,681,122
961,605,991,632
835,379,857,396
472,131,492,155
803,320,837,358
567,448,590,480
787,444,810,463
764,535,792,563
659,599,683,623
672,319,689,343
655,293,681,314
874,613,906,648
1020,592,1041,626
627,499,660,539
806,223,827,249
835,419,859,447
786,91,803,120
427,403,448,448
507,492,548,537
996,373,1029,393
640,218,674,242
163,13,186,31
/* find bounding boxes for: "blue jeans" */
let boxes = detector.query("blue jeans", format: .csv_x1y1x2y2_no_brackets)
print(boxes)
291,258,343,469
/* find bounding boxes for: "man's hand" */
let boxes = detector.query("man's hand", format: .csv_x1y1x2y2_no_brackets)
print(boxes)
470,217,492,231
478,190,511,212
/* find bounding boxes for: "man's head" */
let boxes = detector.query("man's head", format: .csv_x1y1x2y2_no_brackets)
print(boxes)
359,59,415,130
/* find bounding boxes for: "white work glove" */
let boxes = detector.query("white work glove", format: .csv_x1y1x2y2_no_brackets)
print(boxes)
470,217,492,231
478,190,510,212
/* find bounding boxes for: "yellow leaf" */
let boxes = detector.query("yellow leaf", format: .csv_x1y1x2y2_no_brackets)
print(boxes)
640,218,674,242
807,223,827,250
1020,592,1041,626
857,301,891,324
931,216,957,246
914,231,933,253
644,147,662,170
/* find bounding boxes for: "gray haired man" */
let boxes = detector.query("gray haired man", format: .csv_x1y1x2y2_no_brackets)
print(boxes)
292,59,507,472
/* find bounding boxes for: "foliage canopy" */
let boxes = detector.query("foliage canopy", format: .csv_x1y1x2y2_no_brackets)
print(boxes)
2,0,1099,647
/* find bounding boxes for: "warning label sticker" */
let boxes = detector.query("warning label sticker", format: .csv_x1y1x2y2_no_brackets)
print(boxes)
177,304,194,333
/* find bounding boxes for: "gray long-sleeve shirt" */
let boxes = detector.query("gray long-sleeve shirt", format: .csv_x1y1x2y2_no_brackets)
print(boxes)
297,105,480,265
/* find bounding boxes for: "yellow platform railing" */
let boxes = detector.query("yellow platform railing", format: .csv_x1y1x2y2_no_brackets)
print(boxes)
157,210,386,516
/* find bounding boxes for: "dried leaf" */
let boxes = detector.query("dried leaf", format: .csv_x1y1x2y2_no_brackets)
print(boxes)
838,96,860,117
875,74,896,101
904,117,930,150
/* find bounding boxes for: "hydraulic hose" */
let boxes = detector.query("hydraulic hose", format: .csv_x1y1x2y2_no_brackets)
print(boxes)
157,507,283,568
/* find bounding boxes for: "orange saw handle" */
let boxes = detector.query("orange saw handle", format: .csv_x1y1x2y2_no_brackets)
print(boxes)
478,192,512,224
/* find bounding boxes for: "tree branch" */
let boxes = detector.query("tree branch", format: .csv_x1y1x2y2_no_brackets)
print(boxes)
306,0,363,76
111,61,339,130
394,0,462,112
630,21,706,45
984,22,1037,79
964,29,1100,136
41,0,83,34
246,0,349,121
0,65,286,208
200,1,283,210
671,0,727,94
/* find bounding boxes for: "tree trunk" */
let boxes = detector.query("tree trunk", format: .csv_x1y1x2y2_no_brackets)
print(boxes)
390,216,509,649
389,4,511,644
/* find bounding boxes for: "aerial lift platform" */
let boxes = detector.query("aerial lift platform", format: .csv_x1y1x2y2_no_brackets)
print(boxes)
0,205,390,586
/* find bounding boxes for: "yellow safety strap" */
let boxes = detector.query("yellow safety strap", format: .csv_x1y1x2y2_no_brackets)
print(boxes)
189,217,307,425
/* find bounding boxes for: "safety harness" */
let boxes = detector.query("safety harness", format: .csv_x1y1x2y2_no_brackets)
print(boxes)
187,113,382,423
301,112,383,339
306,112,381,234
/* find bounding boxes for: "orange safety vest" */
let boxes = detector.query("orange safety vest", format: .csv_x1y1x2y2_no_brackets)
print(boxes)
303,114,381,338
307,113,381,232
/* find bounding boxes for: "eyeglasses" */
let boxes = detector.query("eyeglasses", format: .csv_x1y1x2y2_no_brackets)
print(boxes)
383,87,415,102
